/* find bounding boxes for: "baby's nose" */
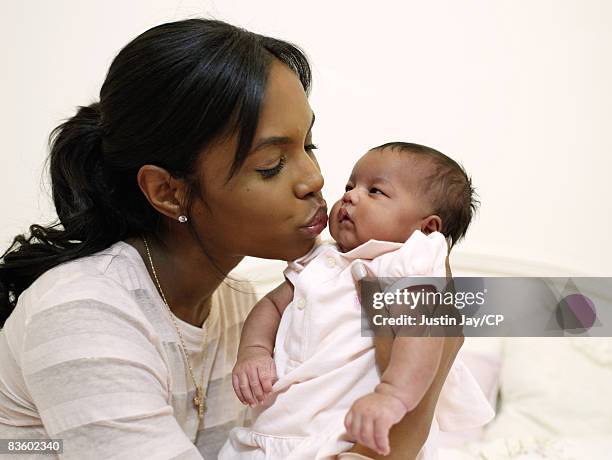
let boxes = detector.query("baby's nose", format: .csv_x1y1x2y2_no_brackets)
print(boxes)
342,188,359,204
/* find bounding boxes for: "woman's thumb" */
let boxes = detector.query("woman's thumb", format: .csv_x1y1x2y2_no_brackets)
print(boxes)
351,261,370,282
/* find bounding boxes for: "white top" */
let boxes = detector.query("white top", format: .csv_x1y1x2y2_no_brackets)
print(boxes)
220,230,494,460
0,241,257,459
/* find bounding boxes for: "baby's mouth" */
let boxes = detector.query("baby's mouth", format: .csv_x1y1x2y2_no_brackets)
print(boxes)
338,207,353,224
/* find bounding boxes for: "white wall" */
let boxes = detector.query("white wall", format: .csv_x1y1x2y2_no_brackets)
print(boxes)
1,0,611,275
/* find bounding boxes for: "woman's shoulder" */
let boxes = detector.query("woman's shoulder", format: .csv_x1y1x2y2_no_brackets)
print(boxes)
3,242,163,369
16,241,152,328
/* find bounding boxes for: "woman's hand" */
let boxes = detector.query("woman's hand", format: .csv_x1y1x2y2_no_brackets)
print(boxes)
232,345,277,407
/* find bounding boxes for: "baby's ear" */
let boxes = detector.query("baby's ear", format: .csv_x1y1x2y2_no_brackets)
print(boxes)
420,215,442,235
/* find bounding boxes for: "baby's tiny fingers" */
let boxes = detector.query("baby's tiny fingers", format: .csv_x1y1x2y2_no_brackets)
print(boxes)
344,410,354,434
270,359,278,385
258,365,273,394
359,417,375,454
238,372,256,406
351,414,363,445
247,367,264,403
373,418,391,456
232,373,246,405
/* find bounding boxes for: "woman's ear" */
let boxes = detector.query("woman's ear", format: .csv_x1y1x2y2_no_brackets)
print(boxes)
420,215,442,235
136,164,188,220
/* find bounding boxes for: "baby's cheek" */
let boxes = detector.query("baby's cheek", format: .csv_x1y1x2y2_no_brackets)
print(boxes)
355,217,379,241
328,215,338,241
364,216,405,243
328,201,341,238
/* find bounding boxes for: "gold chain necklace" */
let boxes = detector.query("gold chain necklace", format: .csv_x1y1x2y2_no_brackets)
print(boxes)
142,236,209,422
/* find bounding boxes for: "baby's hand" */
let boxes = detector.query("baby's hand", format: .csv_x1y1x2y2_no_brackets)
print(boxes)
344,390,409,456
232,346,277,407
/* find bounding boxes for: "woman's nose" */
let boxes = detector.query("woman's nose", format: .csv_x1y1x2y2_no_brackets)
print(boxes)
294,155,324,199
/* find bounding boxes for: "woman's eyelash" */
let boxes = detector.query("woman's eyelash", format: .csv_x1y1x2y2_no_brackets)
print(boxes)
257,156,286,179
257,144,316,179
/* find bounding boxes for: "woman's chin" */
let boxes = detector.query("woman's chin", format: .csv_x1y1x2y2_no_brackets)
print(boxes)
252,238,317,262
291,238,318,259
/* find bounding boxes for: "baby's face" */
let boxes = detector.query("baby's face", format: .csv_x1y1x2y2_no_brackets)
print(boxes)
329,149,433,252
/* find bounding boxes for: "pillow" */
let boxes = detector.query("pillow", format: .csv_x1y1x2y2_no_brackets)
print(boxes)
440,434,612,460
483,337,612,440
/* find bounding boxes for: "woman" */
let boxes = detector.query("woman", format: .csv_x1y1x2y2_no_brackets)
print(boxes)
0,19,461,459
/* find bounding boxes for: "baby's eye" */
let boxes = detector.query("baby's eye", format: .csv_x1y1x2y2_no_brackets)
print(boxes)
369,187,385,196
344,184,353,192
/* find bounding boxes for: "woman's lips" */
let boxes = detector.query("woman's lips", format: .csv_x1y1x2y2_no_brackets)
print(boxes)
301,206,328,237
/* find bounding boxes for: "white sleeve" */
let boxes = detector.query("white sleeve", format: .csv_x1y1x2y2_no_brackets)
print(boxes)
21,277,204,460
373,230,448,291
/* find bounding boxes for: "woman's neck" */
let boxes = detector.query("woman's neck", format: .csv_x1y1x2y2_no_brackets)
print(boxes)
126,233,243,328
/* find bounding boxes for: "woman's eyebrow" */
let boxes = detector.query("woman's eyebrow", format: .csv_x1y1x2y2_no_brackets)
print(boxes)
251,136,291,153
251,113,316,153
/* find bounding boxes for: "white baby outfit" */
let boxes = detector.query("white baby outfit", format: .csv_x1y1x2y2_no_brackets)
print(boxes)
219,231,495,460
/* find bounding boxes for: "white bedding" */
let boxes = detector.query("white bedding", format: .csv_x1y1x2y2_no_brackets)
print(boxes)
440,435,612,460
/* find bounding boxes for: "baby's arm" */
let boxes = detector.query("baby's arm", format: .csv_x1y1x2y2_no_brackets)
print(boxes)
345,337,443,456
232,280,294,407
345,283,444,456
377,336,443,412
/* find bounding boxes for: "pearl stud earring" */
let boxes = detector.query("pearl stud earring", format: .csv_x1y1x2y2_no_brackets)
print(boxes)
178,215,188,223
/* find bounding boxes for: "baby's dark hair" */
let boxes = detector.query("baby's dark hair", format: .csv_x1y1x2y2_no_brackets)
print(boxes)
372,142,479,247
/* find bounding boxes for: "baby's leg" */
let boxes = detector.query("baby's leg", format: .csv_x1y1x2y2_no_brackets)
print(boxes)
345,335,463,460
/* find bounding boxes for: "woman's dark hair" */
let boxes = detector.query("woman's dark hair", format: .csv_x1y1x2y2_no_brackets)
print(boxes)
0,18,311,326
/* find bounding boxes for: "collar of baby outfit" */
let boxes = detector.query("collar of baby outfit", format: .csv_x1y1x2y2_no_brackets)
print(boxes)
286,230,431,275
339,239,403,260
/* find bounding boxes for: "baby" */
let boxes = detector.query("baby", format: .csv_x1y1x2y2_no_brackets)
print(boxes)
219,142,494,460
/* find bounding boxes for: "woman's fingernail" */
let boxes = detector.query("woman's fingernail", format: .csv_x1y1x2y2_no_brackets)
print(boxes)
351,262,368,281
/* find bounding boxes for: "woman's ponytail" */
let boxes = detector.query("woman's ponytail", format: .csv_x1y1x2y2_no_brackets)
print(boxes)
49,103,127,245
0,103,127,326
